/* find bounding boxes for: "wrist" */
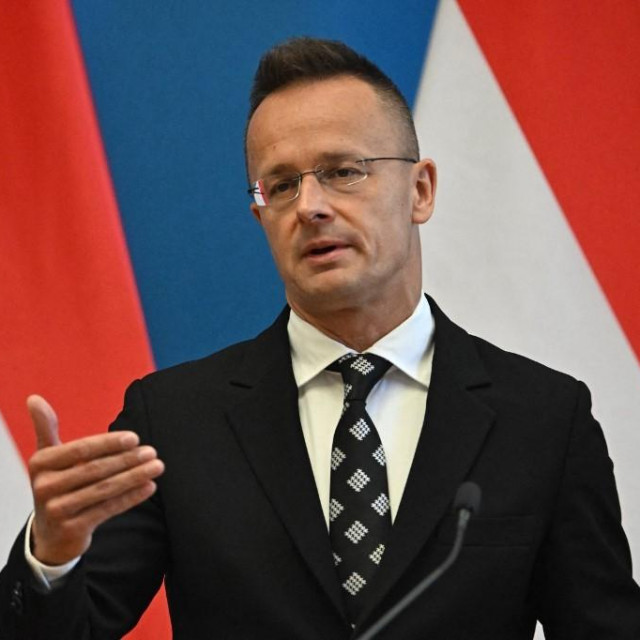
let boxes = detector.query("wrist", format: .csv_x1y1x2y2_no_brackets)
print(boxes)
24,513,82,589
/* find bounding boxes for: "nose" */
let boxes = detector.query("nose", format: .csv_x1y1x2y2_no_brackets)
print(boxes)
295,172,335,224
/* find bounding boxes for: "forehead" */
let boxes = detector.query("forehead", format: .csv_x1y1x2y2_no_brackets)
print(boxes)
246,76,400,178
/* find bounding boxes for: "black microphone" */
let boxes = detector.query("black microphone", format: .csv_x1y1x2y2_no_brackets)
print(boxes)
354,482,482,640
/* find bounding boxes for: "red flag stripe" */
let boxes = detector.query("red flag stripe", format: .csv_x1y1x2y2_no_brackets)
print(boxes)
458,0,640,361
0,3,169,637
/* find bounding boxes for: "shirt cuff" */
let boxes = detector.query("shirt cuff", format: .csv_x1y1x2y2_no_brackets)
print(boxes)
24,512,81,590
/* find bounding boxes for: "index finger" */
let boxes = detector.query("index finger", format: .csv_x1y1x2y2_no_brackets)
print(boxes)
30,431,141,472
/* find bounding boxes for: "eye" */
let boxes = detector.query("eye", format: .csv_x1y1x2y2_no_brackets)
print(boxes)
266,176,299,198
324,161,366,183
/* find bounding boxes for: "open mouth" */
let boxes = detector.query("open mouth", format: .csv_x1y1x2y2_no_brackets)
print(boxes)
309,245,338,256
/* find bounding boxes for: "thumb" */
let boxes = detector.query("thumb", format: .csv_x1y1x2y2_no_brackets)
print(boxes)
27,395,61,449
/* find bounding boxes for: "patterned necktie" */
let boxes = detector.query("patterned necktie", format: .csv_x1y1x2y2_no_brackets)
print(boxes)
327,352,393,625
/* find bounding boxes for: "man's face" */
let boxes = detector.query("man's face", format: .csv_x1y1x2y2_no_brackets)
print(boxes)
246,76,436,319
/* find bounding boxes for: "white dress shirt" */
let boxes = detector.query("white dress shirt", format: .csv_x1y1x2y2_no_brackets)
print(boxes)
289,295,435,526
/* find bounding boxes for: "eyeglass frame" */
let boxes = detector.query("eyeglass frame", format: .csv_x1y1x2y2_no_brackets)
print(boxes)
247,156,419,208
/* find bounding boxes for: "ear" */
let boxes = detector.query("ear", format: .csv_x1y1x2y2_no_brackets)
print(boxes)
250,202,263,224
411,158,437,225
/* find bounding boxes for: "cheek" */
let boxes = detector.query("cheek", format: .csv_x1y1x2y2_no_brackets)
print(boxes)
372,226,414,273
262,221,294,268
370,200,413,250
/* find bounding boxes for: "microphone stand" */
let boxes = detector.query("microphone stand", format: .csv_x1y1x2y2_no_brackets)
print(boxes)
354,483,480,640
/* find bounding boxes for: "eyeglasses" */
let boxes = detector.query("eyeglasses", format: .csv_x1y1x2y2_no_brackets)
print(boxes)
247,156,418,209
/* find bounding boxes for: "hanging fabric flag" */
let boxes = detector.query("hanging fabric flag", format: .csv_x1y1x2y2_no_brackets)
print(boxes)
415,2,640,615
0,2,169,638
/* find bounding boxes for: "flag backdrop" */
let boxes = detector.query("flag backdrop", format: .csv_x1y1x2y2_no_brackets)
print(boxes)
0,1,637,637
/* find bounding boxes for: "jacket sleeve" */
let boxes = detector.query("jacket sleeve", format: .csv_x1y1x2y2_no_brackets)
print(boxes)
0,379,168,640
535,381,640,638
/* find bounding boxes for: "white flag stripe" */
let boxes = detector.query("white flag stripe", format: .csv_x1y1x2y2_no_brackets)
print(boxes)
0,411,32,564
415,0,640,572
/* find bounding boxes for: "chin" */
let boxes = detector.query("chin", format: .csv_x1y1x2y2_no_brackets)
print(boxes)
294,281,367,314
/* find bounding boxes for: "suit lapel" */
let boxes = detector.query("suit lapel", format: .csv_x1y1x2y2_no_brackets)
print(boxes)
358,298,496,625
223,309,347,619
221,300,498,627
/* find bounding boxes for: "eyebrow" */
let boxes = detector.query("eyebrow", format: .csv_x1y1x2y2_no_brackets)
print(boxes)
259,151,365,178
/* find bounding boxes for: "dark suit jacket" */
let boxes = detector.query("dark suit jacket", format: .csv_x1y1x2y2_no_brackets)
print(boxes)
2,299,640,639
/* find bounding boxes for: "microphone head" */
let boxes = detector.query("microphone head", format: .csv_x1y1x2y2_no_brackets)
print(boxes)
453,482,482,515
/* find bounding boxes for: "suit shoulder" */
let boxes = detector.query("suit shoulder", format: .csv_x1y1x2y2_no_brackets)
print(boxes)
429,296,584,396
130,308,290,397
137,338,256,392
470,332,584,396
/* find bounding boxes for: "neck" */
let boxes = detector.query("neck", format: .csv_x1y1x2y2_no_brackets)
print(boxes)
289,292,422,352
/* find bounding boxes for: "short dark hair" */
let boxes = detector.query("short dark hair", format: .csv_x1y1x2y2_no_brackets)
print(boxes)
246,37,419,158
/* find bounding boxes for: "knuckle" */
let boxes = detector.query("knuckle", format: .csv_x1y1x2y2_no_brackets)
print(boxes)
84,457,106,478
134,482,152,499
125,448,144,466
132,464,149,481
94,478,114,498
45,498,69,521
120,450,140,471
97,495,126,521
73,441,93,462
107,484,150,516
104,497,125,516
28,454,44,478
31,474,51,499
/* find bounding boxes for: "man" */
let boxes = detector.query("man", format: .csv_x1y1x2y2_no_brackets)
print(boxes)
1,37,639,639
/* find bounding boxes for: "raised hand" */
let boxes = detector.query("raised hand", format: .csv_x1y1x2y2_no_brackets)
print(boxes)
26,395,164,566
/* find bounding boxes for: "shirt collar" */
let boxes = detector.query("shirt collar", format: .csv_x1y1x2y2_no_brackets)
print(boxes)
288,295,434,389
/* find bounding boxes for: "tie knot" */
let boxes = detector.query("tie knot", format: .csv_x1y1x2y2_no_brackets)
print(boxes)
327,353,392,402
